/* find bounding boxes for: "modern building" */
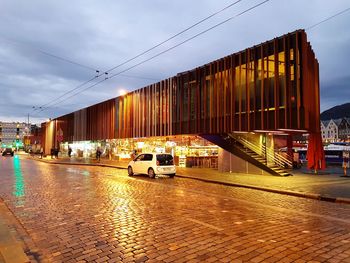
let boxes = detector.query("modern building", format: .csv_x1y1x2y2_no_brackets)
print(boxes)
42,29,323,175
0,121,27,148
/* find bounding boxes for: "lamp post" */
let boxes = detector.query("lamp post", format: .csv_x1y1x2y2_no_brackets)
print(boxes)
25,106,42,152
27,106,42,132
119,89,127,96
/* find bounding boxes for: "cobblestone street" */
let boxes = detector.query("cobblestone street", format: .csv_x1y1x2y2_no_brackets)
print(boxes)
1,156,350,262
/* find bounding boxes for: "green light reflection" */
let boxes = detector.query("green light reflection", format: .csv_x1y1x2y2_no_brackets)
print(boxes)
13,156,25,198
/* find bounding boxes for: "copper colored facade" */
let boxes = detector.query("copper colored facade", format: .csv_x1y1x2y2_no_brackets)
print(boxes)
43,30,320,147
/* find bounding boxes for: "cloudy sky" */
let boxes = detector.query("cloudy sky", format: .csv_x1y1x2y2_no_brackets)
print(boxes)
0,0,349,124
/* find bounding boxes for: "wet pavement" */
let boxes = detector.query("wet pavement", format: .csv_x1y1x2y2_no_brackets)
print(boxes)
0,156,350,262
34,155,350,201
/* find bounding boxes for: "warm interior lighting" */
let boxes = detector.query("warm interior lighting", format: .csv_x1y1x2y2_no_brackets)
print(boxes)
278,128,308,133
254,130,288,134
233,131,249,134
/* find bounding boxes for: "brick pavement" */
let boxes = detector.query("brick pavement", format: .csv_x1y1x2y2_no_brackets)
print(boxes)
1,157,350,262
0,198,30,263
32,154,350,203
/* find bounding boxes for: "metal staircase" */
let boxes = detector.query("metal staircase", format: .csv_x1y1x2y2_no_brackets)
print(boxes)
201,134,293,177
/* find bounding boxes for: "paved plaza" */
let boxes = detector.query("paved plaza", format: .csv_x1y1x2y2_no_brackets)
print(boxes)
35,155,350,202
0,156,350,262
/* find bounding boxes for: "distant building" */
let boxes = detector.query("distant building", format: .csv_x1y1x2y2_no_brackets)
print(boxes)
321,119,339,142
23,124,42,152
0,121,27,147
320,118,350,142
321,121,328,141
338,118,350,142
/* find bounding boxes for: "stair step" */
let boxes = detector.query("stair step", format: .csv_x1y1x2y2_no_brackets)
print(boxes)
227,136,292,177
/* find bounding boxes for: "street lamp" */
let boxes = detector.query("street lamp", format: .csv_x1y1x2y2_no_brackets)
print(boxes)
119,89,127,96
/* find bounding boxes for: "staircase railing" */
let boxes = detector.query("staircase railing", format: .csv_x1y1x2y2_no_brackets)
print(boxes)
230,134,293,169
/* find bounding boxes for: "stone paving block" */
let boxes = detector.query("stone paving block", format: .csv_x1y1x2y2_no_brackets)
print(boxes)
2,158,350,262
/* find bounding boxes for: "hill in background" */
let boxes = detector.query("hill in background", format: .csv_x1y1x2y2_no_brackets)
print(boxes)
321,103,350,121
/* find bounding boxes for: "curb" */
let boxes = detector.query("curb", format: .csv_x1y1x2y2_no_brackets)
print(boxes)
0,202,31,263
32,158,350,205
174,175,350,205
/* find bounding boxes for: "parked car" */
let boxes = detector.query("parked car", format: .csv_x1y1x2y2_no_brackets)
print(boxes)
128,153,176,178
2,148,14,157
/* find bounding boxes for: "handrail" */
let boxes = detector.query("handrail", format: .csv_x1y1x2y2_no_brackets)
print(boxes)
262,144,293,168
230,134,292,168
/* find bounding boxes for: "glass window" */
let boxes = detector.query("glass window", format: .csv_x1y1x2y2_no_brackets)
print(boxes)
256,58,262,109
156,154,174,166
225,69,231,116
278,51,286,107
190,82,196,121
234,65,240,113
241,64,246,112
267,54,275,108
249,61,255,111
143,154,153,161
183,82,189,121
135,154,144,161
205,78,210,119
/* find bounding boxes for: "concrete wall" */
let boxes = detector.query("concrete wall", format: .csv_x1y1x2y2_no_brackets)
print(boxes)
218,148,269,175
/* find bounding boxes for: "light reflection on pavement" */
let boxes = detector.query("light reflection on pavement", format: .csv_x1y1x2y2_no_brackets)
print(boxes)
0,156,349,262
13,156,25,199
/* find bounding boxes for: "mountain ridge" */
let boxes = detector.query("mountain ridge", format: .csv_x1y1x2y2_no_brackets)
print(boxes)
320,103,350,121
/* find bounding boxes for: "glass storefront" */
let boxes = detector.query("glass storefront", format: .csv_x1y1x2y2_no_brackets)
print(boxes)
60,135,219,168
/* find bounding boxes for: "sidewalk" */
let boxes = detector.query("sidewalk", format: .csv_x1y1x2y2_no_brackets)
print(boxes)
31,155,350,204
0,199,29,263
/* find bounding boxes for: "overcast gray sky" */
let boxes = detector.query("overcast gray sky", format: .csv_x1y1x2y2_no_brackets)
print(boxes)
0,0,349,124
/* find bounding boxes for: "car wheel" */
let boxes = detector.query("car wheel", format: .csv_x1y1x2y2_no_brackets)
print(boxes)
169,173,175,178
148,168,155,178
128,166,134,176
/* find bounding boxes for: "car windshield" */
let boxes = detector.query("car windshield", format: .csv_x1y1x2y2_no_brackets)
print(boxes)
5,148,12,152
156,154,173,166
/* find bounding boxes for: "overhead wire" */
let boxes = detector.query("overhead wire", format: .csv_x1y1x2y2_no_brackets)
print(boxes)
0,37,160,113
104,0,243,74
34,0,244,112
34,73,160,111
306,6,350,31
37,0,270,114
1,36,99,72
27,3,350,119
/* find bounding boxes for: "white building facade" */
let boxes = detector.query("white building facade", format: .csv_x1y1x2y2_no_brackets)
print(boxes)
0,122,27,147
320,118,350,143
321,119,341,143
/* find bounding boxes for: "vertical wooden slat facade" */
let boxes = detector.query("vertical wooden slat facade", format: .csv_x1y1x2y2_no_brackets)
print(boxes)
46,30,320,146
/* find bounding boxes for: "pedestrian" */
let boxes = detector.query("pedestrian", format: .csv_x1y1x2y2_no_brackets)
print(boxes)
343,151,349,176
131,149,137,160
55,148,59,159
68,146,72,158
106,147,112,160
40,147,44,159
96,147,101,162
50,148,54,159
